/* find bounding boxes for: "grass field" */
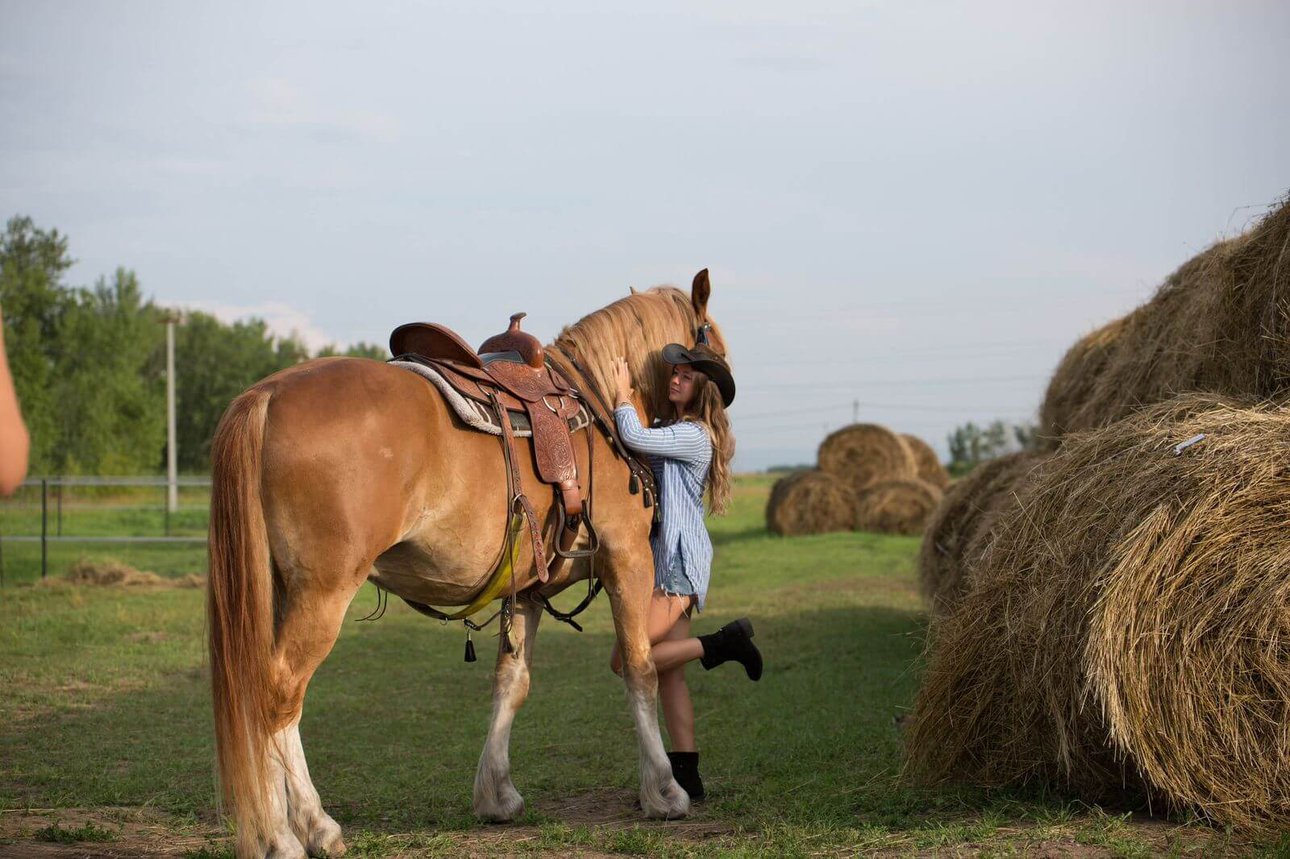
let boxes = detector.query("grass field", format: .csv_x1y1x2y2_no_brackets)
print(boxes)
0,476,1283,857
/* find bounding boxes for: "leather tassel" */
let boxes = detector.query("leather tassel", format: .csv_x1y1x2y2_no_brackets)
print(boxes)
643,487,654,508
464,632,477,663
628,473,640,495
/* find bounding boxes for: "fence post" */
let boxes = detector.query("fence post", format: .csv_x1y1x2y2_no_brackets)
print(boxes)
163,483,170,537
56,483,63,537
41,478,48,579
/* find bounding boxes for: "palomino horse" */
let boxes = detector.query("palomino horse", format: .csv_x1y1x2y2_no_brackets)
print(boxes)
207,273,727,858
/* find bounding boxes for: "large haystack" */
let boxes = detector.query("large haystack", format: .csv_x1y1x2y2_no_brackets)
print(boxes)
854,479,943,536
906,395,1290,828
818,423,917,494
1037,195,1290,444
765,469,859,536
917,451,1045,612
900,434,950,489
1036,317,1127,448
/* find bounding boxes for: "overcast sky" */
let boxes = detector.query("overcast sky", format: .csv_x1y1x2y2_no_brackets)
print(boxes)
2,1,1287,470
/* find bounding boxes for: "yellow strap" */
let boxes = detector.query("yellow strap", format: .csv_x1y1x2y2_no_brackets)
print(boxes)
438,511,525,621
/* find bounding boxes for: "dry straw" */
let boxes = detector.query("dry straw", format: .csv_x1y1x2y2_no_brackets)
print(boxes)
765,469,859,536
917,451,1045,613
855,479,943,536
1037,194,1290,445
818,423,917,494
900,433,950,490
905,395,1290,828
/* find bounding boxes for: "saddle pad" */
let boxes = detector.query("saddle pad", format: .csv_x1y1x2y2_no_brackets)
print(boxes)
391,360,590,439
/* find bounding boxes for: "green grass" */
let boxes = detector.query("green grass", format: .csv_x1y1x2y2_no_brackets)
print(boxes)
0,475,1271,855
33,820,117,843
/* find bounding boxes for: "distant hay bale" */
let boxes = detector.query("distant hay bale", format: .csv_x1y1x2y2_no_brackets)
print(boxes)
765,469,859,536
854,478,943,536
1038,194,1290,445
917,451,1045,612
900,434,950,490
906,395,1290,828
818,423,917,493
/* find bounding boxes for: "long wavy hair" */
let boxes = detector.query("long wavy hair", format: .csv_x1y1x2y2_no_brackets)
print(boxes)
669,370,734,516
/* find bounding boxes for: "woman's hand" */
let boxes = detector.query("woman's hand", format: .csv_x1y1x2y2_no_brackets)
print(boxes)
612,356,634,407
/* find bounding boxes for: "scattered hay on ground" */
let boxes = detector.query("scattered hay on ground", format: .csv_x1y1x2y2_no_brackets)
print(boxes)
1037,194,1290,445
917,451,1046,613
765,469,858,536
906,395,1290,829
900,433,950,489
42,559,204,589
818,423,917,494
853,478,942,536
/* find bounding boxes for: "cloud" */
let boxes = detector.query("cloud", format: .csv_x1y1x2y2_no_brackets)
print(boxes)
183,300,334,353
243,76,401,144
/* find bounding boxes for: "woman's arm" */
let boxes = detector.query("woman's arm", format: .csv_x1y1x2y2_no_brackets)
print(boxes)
0,310,30,495
614,404,709,463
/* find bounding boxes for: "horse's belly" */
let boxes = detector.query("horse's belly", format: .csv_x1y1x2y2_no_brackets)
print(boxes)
370,537,495,606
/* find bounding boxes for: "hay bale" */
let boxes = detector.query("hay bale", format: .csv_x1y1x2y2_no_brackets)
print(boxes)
765,469,858,536
818,423,917,493
854,478,943,536
59,558,164,587
1038,195,1290,445
906,395,1290,828
917,451,1045,612
900,434,950,490
1036,317,1127,449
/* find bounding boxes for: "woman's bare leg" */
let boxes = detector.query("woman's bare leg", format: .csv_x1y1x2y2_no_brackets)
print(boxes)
657,613,697,752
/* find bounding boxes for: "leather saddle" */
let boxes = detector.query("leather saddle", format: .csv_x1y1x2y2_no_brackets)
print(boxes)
390,313,588,582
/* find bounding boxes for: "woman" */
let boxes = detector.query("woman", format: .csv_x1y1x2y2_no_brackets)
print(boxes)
609,340,762,802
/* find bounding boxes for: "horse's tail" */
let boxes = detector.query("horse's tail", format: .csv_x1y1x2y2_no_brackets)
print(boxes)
207,387,277,854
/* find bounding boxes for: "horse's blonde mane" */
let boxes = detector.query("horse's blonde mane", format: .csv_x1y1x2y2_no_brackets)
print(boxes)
549,286,701,421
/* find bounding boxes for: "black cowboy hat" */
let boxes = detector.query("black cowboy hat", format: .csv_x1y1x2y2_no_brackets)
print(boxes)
662,342,736,407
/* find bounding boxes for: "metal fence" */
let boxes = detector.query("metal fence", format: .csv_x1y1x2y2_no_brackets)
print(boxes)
0,476,211,580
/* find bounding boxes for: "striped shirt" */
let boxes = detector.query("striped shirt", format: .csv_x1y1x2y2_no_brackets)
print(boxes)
613,404,713,611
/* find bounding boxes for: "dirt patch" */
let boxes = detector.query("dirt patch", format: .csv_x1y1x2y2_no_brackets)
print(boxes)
0,807,223,858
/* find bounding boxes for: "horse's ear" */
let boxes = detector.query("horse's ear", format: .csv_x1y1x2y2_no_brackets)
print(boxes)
691,269,711,317
629,286,638,295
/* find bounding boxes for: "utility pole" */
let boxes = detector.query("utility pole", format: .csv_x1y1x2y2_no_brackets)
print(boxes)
163,311,180,513
853,398,859,424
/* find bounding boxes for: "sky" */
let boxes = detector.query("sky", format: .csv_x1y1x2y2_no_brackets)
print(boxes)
2,1,1287,470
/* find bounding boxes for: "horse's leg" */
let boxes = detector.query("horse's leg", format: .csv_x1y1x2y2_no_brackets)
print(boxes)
603,537,690,819
266,583,362,857
473,596,543,822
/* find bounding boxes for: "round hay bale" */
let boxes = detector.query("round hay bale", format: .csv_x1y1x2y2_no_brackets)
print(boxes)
1038,195,1290,446
1036,316,1127,449
906,395,1290,828
853,478,942,536
765,469,858,536
818,423,917,494
917,451,1045,613
900,433,950,490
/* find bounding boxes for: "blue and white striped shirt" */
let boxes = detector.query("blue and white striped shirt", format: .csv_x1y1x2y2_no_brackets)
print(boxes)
613,404,713,611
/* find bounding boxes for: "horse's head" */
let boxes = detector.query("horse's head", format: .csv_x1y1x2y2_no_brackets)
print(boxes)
552,268,729,423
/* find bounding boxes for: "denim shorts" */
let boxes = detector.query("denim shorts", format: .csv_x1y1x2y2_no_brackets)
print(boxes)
655,558,698,601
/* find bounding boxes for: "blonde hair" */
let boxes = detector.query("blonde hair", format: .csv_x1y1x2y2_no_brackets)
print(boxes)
668,370,734,517
548,285,734,515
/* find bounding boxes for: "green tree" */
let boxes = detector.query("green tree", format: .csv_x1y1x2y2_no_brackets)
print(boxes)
315,340,387,360
946,419,1037,476
173,312,308,471
51,270,166,473
0,217,73,473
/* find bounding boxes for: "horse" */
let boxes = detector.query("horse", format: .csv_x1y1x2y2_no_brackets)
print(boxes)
207,272,728,858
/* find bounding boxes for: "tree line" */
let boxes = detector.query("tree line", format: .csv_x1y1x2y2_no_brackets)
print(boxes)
0,216,384,476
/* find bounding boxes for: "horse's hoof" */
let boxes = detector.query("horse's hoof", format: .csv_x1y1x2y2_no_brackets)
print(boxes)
308,824,346,857
474,784,525,823
640,778,690,820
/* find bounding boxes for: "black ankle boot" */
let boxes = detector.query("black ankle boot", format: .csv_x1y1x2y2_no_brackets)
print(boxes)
667,751,705,802
697,617,763,681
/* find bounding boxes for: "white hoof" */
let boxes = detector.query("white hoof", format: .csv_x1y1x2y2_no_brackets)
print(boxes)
640,777,690,820
305,817,346,857
474,777,526,822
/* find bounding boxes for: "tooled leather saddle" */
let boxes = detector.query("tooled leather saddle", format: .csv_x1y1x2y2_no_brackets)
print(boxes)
390,313,591,585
